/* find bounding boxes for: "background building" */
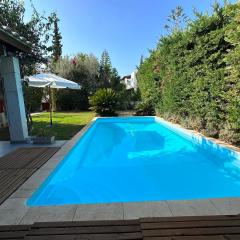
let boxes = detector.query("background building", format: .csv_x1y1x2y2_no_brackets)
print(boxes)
121,70,137,91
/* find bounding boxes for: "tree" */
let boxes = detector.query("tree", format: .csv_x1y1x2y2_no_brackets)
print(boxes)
50,12,62,63
53,53,99,110
110,67,123,91
0,0,54,76
99,50,112,87
139,55,144,66
164,6,188,32
49,12,62,111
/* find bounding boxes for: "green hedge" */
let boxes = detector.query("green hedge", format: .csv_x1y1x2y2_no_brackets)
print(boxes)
137,2,240,145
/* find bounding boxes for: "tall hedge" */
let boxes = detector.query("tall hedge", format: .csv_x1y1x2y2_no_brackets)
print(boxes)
137,2,240,145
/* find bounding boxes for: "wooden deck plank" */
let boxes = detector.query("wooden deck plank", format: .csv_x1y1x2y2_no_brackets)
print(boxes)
28,220,142,240
0,147,58,170
0,147,59,205
0,225,30,231
140,215,240,223
141,219,240,229
26,148,59,169
32,220,140,228
0,224,31,240
0,169,34,204
0,148,40,169
140,216,240,239
143,236,226,240
224,235,240,240
142,227,240,237
0,231,29,239
28,225,141,235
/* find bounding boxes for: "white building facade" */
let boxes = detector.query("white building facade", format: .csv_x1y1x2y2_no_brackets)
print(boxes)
121,70,137,91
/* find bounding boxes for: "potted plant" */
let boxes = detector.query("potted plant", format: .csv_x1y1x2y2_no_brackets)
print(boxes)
32,127,55,144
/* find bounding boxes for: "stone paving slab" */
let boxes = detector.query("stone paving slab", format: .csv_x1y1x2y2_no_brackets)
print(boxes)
123,201,172,219
211,198,240,215
74,203,124,221
20,205,77,224
10,188,35,199
18,169,52,190
0,198,28,225
167,199,221,216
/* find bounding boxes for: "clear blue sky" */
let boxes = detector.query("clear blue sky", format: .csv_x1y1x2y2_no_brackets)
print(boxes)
24,0,233,76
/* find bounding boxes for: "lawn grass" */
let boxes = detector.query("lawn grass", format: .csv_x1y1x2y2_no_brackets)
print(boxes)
31,111,95,140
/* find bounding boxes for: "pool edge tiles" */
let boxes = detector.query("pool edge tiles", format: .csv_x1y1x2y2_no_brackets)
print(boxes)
27,116,240,206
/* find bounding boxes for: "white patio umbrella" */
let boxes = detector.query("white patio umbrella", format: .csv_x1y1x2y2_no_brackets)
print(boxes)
25,73,81,89
24,73,81,125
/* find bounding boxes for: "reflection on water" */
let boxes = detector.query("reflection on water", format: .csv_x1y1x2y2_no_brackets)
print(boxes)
80,123,126,166
133,131,165,151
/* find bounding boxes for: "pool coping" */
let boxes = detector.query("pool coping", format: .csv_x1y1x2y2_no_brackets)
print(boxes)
0,116,240,225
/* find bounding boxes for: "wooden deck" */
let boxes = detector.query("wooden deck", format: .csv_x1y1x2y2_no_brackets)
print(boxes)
140,215,240,240
1,215,240,239
0,147,59,205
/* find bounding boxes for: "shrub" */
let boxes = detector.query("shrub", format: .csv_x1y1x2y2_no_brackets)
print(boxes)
89,88,118,116
219,122,240,145
117,88,141,110
56,89,89,111
135,100,155,116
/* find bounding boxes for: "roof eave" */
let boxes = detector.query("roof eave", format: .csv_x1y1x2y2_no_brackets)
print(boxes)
0,28,31,53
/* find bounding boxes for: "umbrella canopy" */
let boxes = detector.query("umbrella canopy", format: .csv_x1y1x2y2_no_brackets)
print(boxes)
24,73,81,127
24,73,81,90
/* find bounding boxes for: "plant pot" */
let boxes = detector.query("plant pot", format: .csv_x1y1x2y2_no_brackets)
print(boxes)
32,136,55,144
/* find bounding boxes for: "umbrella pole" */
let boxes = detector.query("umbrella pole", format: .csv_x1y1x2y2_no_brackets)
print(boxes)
49,86,53,126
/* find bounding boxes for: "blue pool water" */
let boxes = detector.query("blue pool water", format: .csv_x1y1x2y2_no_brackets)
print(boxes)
28,117,240,206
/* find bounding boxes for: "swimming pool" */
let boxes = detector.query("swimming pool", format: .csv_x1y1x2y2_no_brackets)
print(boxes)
28,117,240,206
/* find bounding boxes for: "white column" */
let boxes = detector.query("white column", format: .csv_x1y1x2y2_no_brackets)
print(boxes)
0,56,28,142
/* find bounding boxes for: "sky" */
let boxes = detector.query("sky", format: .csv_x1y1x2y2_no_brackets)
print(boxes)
24,0,234,76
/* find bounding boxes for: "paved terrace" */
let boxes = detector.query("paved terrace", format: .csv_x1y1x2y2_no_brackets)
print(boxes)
0,119,240,226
